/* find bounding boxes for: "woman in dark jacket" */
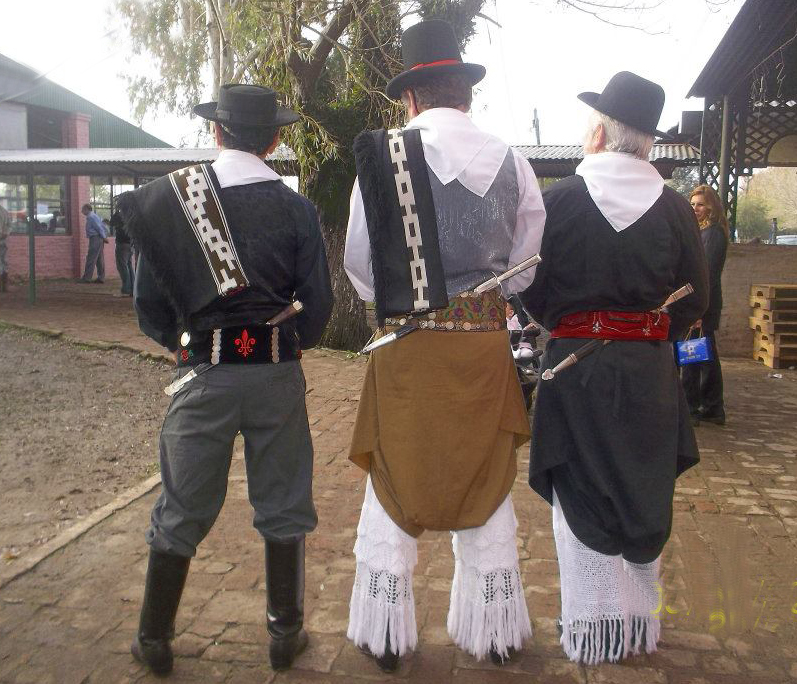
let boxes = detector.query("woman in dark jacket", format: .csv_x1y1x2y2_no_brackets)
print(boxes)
683,184,728,425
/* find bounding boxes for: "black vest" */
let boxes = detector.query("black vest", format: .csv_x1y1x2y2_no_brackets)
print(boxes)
353,128,448,326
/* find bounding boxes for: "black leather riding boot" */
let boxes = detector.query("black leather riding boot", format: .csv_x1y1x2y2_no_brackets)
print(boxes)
131,548,191,676
266,536,308,670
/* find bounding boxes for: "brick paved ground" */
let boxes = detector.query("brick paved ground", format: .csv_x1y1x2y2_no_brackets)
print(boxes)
1,279,796,683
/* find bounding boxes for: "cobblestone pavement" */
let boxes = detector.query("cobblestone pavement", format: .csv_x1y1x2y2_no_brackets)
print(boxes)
1,281,796,683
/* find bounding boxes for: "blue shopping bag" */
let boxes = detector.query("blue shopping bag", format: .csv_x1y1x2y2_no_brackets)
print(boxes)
675,328,713,366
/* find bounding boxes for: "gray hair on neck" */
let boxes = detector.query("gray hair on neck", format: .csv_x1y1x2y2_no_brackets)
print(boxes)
587,110,654,160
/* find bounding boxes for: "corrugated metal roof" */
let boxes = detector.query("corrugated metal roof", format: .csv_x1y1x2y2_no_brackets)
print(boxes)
0,146,294,164
0,146,296,176
688,0,797,98
1,52,172,149
512,144,700,163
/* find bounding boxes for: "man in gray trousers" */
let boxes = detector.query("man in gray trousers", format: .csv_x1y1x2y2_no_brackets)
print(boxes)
118,84,333,676
79,203,107,283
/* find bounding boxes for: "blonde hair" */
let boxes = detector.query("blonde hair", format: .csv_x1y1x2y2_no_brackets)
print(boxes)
690,184,729,239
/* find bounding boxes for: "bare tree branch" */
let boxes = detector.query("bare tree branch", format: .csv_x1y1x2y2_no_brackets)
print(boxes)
305,1,361,78
557,0,666,34
300,18,392,83
232,45,263,81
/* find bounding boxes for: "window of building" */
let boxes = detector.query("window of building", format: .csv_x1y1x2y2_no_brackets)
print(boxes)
90,176,135,236
0,175,70,235
26,106,64,149
90,177,112,224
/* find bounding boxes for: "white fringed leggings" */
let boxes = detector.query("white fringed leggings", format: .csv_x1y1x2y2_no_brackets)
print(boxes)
552,489,661,664
347,477,532,660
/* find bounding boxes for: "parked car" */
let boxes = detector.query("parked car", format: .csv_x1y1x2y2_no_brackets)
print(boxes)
776,234,797,245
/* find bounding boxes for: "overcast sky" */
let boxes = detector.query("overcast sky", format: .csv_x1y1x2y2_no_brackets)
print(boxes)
3,0,744,147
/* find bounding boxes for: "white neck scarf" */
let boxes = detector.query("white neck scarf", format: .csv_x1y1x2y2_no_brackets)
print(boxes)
212,148,281,189
576,152,664,232
405,108,509,197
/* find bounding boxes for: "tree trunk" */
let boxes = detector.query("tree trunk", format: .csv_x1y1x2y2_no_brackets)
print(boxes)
304,160,372,352
318,215,372,351
206,0,221,97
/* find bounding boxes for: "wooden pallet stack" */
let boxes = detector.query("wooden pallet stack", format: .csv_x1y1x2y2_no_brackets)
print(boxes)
749,284,797,368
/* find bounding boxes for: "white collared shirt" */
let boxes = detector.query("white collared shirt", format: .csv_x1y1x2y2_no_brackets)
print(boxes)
344,109,546,300
211,148,282,188
575,152,664,232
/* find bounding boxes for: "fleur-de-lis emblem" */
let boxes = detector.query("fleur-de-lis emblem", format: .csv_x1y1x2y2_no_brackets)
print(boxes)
235,329,256,358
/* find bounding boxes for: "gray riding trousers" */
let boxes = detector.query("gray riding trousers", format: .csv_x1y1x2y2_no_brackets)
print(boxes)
146,360,317,557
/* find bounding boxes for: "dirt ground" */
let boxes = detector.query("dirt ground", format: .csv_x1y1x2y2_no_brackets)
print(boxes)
0,326,172,560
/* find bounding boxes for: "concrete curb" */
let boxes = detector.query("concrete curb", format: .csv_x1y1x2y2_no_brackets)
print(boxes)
0,319,173,364
0,473,162,591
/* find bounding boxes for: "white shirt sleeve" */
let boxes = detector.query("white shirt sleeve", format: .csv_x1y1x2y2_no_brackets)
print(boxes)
343,178,375,301
505,149,546,294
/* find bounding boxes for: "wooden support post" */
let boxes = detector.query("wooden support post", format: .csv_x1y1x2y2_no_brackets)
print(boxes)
698,100,710,185
26,171,36,304
718,95,733,217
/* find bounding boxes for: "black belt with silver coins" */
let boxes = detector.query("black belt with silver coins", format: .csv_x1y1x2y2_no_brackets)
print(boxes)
176,324,300,367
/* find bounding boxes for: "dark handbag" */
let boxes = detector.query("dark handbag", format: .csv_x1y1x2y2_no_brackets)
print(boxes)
675,325,713,366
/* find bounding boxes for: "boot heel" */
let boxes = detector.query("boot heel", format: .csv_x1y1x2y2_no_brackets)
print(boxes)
131,636,174,676
270,629,309,670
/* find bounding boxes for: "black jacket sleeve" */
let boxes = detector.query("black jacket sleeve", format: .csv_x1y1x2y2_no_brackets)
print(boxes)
666,191,709,340
700,224,727,331
134,255,180,351
704,224,728,283
293,198,333,349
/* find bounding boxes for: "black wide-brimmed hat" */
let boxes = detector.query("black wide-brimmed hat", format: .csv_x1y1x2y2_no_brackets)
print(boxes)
385,20,486,100
578,71,668,138
194,84,300,127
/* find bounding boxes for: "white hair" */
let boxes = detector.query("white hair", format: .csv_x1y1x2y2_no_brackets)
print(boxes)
586,110,654,160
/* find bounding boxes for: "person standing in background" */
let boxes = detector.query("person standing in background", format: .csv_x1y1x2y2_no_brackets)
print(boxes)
111,210,134,296
79,203,108,283
0,203,10,293
683,185,728,426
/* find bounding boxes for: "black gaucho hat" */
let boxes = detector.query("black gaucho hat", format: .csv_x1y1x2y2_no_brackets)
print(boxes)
386,20,485,100
578,71,668,138
194,84,300,127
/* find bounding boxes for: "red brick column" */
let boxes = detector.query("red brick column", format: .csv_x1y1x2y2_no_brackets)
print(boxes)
62,113,91,278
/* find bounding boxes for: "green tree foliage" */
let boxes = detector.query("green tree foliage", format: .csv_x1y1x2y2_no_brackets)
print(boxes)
746,167,797,233
735,193,772,242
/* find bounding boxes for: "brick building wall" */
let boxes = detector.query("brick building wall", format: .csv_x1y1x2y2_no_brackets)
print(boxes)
4,112,119,282
6,234,74,279
717,244,797,357
6,234,119,281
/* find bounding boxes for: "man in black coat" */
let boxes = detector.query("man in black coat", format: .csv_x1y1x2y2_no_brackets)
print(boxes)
521,72,708,665
120,84,333,675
